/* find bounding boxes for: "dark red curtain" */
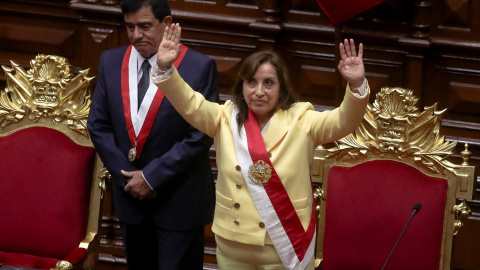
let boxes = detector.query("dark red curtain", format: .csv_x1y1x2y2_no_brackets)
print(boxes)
316,0,385,24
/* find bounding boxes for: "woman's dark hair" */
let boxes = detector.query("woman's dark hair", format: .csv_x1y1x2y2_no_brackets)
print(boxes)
121,0,171,22
232,51,297,131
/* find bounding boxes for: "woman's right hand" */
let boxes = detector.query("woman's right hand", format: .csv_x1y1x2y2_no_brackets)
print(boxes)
156,23,182,70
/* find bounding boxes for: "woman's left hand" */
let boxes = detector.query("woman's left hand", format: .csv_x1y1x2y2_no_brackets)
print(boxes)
337,39,365,89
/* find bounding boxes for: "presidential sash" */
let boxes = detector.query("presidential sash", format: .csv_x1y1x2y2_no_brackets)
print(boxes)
121,44,188,161
231,107,316,270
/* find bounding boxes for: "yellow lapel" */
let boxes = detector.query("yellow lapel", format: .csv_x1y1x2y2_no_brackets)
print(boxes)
263,109,289,151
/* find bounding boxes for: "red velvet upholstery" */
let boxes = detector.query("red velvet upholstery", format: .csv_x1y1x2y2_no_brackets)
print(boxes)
0,250,59,269
323,160,447,270
0,248,88,269
0,127,95,265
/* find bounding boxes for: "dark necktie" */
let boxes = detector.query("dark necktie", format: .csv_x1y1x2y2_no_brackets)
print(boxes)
137,59,151,110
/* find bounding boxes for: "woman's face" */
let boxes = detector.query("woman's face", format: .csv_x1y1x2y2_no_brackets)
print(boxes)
243,62,280,125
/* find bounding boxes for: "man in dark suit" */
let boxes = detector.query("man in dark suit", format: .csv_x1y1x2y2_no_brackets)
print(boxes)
86,0,218,269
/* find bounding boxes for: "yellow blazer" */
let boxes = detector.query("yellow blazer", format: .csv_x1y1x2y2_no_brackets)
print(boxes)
155,69,369,246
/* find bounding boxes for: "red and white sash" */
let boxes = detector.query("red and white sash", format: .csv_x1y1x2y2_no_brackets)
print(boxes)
121,44,187,159
231,107,316,270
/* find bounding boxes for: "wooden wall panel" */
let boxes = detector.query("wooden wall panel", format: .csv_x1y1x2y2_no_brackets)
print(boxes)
0,0,479,269
0,0,80,83
0,23,75,57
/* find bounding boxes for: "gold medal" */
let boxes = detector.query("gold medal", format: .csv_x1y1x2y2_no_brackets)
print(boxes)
128,141,138,162
248,160,272,185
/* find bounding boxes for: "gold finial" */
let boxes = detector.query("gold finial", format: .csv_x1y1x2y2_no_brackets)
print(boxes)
314,188,326,215
51,260,73,270
98,167,112,200
461,143,471,166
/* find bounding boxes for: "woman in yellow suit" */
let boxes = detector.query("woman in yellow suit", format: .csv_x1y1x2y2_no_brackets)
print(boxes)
152,24,369,270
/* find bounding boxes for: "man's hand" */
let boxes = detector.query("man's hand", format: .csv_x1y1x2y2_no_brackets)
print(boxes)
156,23,182,70
121,170,157,200
337,38,365,89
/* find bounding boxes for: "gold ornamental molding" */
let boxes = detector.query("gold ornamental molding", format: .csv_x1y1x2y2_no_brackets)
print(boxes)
1,54,93,139
313,87,476,239
98,167,112,200
312,87,476,269
327,87,459,176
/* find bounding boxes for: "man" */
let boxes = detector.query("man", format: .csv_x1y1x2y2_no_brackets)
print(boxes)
87,0,218,269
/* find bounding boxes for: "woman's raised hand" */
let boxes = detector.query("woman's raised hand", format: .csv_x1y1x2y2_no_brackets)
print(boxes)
337,39,365,89
156,23,182,70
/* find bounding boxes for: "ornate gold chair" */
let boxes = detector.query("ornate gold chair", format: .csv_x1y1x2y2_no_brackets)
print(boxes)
312,88,476,270
0,55,106,270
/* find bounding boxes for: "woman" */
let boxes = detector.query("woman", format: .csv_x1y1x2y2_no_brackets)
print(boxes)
152,24,369,270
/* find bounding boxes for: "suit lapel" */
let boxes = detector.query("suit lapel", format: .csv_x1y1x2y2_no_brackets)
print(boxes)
263,109,288,151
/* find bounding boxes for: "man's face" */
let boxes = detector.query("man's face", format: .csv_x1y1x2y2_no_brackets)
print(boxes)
124,6,169,59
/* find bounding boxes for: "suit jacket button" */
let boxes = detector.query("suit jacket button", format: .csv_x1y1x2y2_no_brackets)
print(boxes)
234,203,240,209
235,165,241,171
236,184,242,189
234,220,240,225
259,222,265,228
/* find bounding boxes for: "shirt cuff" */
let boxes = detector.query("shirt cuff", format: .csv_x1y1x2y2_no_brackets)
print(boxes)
151,63,174,84
349,78,368,98
141,171,154,191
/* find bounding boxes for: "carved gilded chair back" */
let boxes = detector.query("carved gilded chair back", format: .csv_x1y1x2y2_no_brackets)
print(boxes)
312,87,476,270
0,55,106,270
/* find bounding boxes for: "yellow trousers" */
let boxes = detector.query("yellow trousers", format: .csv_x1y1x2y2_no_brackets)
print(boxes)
215,235,314,270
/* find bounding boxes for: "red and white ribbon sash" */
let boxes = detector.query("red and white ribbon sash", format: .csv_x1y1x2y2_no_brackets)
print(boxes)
121,44,188,158
231,107,316,270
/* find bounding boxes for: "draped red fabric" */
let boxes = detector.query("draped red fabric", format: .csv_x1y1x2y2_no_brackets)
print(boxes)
316,0,385,24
